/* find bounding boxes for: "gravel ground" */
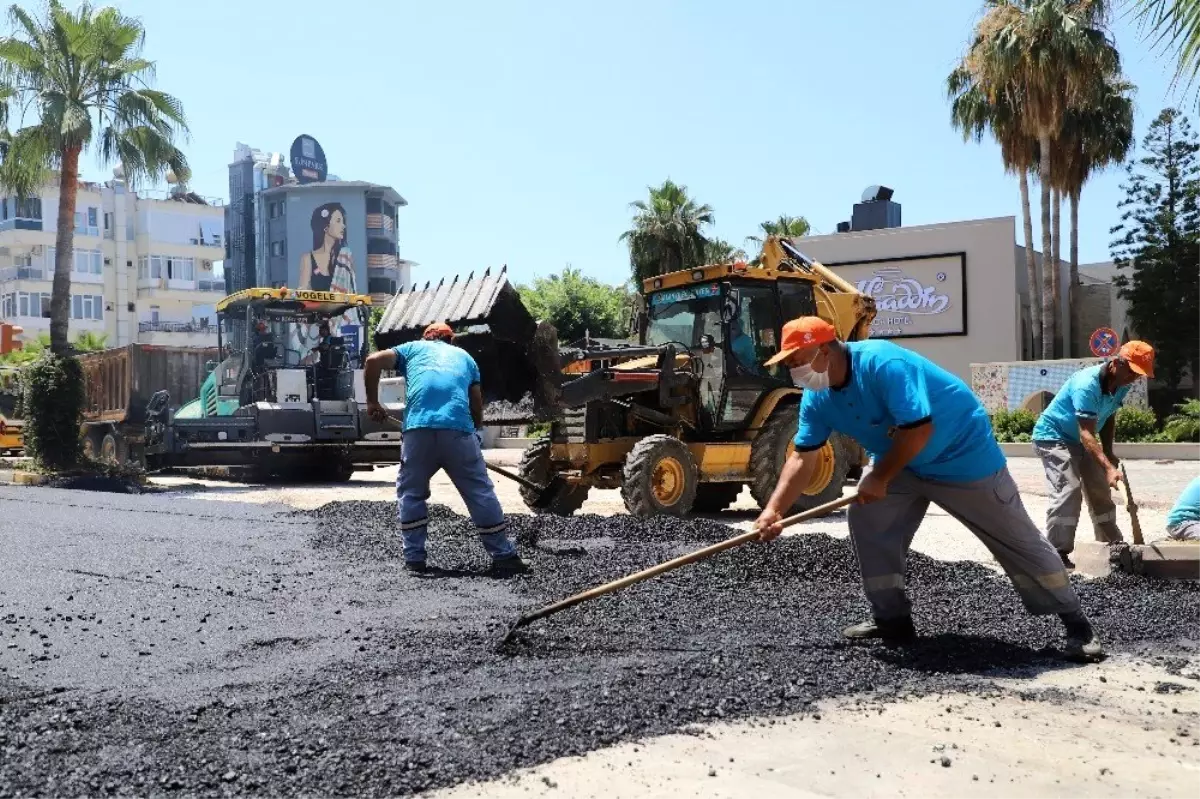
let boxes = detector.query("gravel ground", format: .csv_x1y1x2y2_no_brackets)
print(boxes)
1,487,1197,797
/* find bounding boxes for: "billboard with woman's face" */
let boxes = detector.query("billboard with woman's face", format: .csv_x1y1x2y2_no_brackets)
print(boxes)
276,190,369,364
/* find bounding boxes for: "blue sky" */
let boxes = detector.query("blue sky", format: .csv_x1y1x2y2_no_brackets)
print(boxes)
73,0,1193,287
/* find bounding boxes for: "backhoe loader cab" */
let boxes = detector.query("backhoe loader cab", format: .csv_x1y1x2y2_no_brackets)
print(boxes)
374,237,877,519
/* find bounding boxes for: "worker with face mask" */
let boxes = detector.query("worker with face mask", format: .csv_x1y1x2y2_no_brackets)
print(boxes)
753,317,1102,663
1030,341,1156,568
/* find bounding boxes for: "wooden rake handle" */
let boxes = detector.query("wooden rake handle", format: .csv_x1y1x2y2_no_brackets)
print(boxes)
514,492,858,628
1119,462,1144,546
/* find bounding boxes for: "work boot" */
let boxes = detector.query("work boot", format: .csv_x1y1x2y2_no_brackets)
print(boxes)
1060,612,1104,663
842,616,917,644
404,560,428,574
1058,551,1076,570
488,555,530,578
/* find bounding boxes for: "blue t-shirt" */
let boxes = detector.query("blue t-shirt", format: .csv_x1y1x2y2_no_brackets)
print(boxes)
391,340,480,434
1167,476,1200,528
1032,364,1129,444
793,340,1006,482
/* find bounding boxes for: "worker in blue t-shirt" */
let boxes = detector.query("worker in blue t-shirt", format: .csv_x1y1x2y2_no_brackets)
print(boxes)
364,322,527,577
753,317,1102,663
1030,341,1156,567
1165,476,1200,542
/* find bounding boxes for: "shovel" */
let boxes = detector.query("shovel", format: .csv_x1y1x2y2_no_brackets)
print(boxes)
1118,462,1144,546
500,492,858,645
379,414,570,511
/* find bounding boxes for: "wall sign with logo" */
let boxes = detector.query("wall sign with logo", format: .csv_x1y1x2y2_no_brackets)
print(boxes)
828,253,967,339
289,134,328,184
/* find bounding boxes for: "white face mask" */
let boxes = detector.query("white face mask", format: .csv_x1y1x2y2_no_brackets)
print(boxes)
790,362,830,391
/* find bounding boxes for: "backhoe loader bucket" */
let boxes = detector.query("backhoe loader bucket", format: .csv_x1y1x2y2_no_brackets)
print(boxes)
374,266,561,423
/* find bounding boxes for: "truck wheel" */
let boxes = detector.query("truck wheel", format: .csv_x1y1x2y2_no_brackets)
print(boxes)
621,434,698,518
517,436,588,515
691,483,743,514
100,432,125,467
82,429,102,462
749,402,852,515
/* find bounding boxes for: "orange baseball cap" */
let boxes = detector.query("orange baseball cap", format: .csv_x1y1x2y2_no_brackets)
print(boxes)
1118,340,1155,378
764,317,838,366
422,322,454,341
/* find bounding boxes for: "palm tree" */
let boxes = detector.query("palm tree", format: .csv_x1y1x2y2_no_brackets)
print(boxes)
0,1,190,355
1050,73,1135,355
966,0,1120,358
703,237,747,264
744,215,811,249
619,179,714,283
947,63,1043,356
1132,0,1200,106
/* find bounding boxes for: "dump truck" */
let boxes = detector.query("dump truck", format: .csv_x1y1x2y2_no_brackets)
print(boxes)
79,287,404,479
374,237,877,518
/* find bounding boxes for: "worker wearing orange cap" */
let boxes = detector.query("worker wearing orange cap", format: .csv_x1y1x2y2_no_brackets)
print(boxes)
1031,340,1156,568
363,322,528,577
754,317,1102,662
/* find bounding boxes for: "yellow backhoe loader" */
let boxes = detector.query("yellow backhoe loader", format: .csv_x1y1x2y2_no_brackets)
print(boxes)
374,237,877,518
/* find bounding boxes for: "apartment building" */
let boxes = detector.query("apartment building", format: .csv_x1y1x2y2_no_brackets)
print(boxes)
0,169,226,348
225,141,413,303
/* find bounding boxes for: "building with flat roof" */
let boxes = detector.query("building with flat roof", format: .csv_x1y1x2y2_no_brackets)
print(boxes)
224,140,414,306
790,187,1134,385
0,171,226,348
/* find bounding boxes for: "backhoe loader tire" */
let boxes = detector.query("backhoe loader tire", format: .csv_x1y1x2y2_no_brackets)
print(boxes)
750,403,852,514
621,435,698,518
690,483,743,514
518,436,589,516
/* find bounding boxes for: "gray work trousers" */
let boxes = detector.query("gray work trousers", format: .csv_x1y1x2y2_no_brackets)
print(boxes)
1032,440,1122,554
847,466,1081,621
1167,520,1200,541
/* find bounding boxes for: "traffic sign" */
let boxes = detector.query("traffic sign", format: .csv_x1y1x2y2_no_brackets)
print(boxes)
1089,327,1119,357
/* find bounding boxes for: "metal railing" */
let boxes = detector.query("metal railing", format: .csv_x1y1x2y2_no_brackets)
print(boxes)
138,320,215,334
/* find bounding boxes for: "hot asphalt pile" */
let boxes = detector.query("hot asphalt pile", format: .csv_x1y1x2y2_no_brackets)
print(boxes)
482,392,535,424
2,499,1197,797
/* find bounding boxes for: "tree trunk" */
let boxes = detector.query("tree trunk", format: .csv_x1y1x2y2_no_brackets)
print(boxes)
50,145,82,355
1020,171,1041,358
1038,133,1056,360
1052,189,1063,358
1068,189,1080,358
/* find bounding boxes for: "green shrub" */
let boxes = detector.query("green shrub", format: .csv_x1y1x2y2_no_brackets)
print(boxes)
1162,399,1200,443
991,409,1037,443
21,354,84,471
1114,406,1158,442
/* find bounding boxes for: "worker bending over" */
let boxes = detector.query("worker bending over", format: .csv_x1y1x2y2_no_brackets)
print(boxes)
754,317,1102,662
364,322,528,576
1030,341,1155,567
1165,475,1200,542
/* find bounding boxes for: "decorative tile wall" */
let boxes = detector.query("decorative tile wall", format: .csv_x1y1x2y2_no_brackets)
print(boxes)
971,358,1149,413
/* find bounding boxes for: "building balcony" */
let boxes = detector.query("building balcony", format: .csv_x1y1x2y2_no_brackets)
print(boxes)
366,213,395,235
136,277,226,296
0,267,48,283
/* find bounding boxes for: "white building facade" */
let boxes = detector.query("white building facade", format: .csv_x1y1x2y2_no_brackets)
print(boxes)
0,174,226,348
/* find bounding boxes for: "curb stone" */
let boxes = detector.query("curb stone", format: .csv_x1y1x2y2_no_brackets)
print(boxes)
0,469,47,486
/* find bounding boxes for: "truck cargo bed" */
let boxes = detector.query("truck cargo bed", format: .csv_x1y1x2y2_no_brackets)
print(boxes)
80,344,220,426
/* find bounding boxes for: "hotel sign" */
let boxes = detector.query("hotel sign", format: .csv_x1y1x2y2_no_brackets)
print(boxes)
829,253,967,339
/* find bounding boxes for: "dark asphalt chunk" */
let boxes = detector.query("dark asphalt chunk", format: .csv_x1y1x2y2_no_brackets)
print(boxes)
1,499,1197,797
